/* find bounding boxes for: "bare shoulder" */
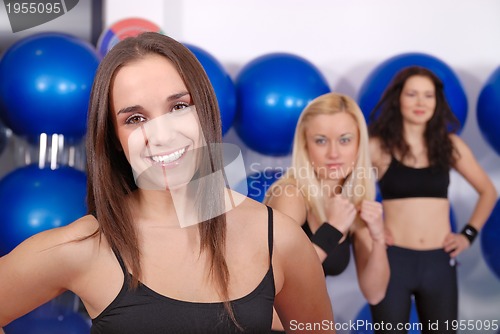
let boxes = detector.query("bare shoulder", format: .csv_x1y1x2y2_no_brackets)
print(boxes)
271,208,314,266
449,133,468,151
448,134,496,197
2,215,101,279
228,196,313,257
449,133,476,165
226,193,306,244
264,178,307,225
54,215,102,266
53,214,100,242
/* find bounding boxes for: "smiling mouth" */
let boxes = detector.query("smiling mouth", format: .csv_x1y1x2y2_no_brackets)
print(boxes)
149,147,187,165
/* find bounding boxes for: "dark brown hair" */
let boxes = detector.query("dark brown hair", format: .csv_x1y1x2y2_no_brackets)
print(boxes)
85,32,236,324
368,66,460,169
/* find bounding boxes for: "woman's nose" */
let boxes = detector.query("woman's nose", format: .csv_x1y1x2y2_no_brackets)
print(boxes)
142,114,175,147
416,94,425,105
327,142,339,158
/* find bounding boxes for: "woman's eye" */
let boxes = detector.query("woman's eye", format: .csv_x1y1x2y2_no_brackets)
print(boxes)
172,102,192,112
315,138,326,145
125,114,146,125
339,137,351,144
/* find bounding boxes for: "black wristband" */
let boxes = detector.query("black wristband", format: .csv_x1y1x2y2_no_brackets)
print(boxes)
461,224,478,244
310,223,343,254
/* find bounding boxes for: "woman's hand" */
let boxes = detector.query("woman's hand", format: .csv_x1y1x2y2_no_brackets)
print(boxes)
324,195,357,235
443,232,470,258
359,200,385,244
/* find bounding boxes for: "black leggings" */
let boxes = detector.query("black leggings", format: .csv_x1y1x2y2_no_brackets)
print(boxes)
370,246,458,334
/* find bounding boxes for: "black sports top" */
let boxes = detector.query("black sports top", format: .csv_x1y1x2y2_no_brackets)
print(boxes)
91,207,275,334
302,221,351,276
378,156,449,200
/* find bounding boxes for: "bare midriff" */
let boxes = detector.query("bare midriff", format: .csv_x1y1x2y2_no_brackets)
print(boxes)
383,197,450,250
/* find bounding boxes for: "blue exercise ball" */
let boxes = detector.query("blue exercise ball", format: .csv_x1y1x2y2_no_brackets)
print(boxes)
4,300,90,334
449,205,457,233
0,32,100,140
236,169,283,203
0,165,87,256
0,119,10,156
481,199,500,280
477,66,500,155
358,52,468,131
352,302,421,334
184,43,236,136
235,53,330,156
375,184,383,203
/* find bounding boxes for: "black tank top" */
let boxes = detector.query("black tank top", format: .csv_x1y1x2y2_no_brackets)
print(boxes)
378,156,449,200
91,207,275,334
302,221,351,276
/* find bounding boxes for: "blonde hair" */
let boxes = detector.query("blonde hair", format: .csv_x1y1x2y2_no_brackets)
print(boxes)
265,92,375,224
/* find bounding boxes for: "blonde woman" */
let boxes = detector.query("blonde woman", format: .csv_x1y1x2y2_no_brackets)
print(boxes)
265,93,390,332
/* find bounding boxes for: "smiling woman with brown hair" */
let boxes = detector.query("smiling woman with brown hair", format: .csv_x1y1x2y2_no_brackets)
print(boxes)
0,32,335,333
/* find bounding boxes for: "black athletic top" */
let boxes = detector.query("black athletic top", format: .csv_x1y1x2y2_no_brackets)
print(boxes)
91,207,275,334
378,156,449,200
302,221,351,276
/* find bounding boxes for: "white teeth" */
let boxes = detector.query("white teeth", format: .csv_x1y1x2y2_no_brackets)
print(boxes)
150,147,186,164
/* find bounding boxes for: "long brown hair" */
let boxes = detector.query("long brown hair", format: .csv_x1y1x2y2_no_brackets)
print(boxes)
368,66,460,169
86,32,235,323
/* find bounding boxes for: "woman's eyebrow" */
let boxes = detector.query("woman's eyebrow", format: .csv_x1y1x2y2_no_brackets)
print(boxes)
116,92,190,115
167,91,190,101
116,105,143,116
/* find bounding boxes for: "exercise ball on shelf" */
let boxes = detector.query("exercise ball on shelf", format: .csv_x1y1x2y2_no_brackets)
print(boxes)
477,66,500,156
234,52,330,156
184,43,237,136
358,52,467,131
0,165,87,256
0,32,100,140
